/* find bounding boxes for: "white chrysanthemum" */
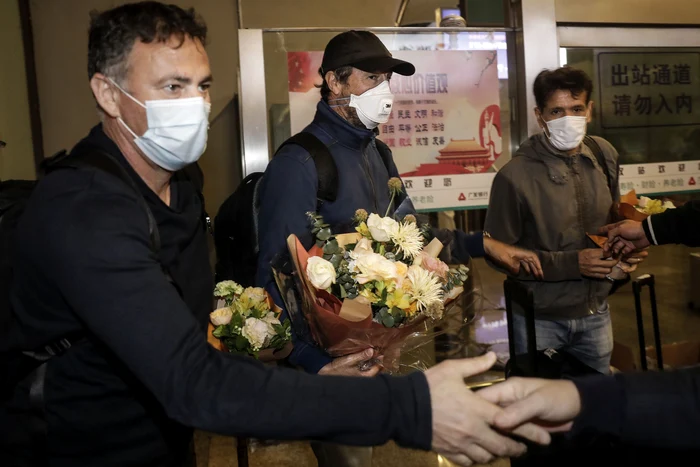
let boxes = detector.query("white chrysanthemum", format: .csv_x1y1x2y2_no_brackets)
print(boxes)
406,265,444,311
389,222,424,260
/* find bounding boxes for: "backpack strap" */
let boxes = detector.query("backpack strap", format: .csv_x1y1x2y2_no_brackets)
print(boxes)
50,150,161,254
583,136,629,294
179,162,212,235
277,132,338,204
583,135,617,199
375,138,407,207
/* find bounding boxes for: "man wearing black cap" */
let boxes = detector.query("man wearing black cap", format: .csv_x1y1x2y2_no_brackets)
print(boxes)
256,30,544,467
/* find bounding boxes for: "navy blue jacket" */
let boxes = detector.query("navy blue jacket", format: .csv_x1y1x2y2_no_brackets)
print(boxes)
2,125,434,465
256,100,484,373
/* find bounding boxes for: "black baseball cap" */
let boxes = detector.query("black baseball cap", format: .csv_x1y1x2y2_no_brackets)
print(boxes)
321,30,415,77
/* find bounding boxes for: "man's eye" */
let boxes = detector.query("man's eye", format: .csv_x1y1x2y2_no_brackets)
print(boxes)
368,75,378,81
199,83,211,92
165,84,181,92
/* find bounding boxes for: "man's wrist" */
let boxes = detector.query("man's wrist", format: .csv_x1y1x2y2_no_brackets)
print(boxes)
482,235,494,255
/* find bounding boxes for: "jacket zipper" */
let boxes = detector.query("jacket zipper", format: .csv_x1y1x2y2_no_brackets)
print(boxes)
363,138,380,213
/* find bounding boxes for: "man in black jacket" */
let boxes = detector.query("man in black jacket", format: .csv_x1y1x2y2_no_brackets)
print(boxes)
477,200,700,450
0,3,549,467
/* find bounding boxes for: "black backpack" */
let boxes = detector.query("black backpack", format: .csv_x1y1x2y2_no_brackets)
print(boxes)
214,132,395,286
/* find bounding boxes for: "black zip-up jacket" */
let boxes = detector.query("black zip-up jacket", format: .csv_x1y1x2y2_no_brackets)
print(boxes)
573,200,700,448
0,125,432,466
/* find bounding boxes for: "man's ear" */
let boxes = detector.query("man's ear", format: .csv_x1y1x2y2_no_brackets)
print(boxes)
325,70,345,98
90,73,120,118
586,101,594,123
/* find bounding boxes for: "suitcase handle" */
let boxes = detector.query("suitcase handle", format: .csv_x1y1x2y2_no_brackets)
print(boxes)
633,274,663,371
504,278,537,375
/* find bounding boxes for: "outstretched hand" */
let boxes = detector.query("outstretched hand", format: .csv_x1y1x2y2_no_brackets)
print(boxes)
478,377,582,434
484,237,544,279
599,220,649,257
425,353,551,466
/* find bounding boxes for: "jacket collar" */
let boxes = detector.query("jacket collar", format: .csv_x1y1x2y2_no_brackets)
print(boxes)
311,100,374,149
519,132,599,185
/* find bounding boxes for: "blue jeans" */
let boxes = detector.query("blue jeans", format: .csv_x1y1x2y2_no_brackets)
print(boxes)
511,306,613,374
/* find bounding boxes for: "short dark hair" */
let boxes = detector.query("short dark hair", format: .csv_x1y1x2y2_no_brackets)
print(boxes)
317,66,353,102
533,67,593,110
87,1,207,84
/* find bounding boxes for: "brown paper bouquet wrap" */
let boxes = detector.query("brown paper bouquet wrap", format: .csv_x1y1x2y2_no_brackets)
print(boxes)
588,190,676,248
278,209,470,373
619,189,651,221
207,283,293,363
289,235,433,368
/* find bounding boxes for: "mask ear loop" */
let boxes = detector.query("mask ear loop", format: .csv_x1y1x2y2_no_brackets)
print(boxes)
328,96,351,108
105,77,147,139
537,112,553,140
107,77,147,109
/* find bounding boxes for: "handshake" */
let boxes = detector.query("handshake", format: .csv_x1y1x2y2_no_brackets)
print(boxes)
424,352,581,466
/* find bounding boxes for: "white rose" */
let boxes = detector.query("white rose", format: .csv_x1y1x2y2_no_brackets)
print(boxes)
262,312,281,336
242,287,266,303
350,237,374,260
354,252,399,284
209,307,233,326
366,214,399,242
662,200,676,210
306,256,337,290
638,196,651,208
241,318,270,351
262,311,281,326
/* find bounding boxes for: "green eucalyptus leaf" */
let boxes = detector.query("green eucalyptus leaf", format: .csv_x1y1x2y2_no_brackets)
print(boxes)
330,254,342,270
381,313,395,328
318,228,332,241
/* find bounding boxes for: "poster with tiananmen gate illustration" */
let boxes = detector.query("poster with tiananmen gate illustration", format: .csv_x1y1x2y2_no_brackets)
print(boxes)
287,49,502,211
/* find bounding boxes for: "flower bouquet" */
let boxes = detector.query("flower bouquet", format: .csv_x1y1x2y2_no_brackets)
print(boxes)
275,178,470,372
589,190,676,248
618,189,676,220
207,281,293,362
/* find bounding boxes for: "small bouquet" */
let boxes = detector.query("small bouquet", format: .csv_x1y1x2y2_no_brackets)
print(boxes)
588,190,677,248
619,189,675,220
276,177,469,372
207,281,292,362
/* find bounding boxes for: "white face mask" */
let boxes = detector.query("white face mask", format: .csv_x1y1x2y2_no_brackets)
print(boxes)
332,80,394,130
543,115,588,151
110,79,211,171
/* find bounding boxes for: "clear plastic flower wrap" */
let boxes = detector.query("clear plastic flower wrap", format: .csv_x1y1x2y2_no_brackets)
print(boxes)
271,208,475,374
